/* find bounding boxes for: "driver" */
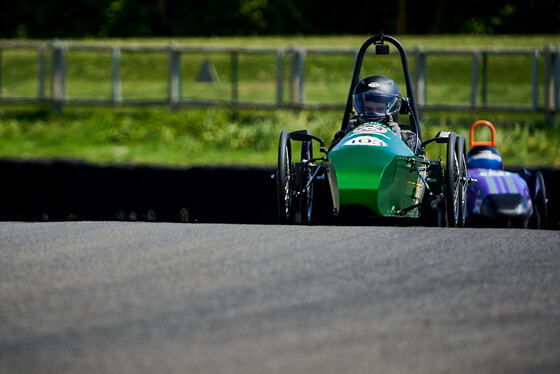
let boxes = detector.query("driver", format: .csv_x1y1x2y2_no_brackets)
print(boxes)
351,75,402,136
348,75,419,151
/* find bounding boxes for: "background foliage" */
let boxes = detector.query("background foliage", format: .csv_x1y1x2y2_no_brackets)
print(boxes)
2,0,560,38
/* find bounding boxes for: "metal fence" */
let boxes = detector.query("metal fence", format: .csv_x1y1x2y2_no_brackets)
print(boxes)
0,40,558,120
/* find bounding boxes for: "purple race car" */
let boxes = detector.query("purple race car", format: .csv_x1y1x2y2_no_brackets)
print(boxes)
466,120,548,228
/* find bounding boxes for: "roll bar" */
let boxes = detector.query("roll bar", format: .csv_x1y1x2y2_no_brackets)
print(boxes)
339,34,422,143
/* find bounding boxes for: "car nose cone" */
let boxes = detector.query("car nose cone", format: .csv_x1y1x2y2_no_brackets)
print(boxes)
480,193,532,220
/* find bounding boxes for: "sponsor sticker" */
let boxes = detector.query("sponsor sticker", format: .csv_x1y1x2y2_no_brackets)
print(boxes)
344,136,387,147
353,124,388,134
476,169,508,177
413,183,423,200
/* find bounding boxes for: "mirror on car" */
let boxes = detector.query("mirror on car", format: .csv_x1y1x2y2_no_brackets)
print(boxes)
290,130,312,142
435,131,452,143
290,130,327,153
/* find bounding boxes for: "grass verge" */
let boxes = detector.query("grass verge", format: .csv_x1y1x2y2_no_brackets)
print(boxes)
0,105,558,167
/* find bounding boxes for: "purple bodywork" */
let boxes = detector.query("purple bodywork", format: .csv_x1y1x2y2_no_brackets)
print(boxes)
466,168,533,226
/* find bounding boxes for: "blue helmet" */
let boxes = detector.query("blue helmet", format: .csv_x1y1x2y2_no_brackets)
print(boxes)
352,75,402,123
466,145,504,170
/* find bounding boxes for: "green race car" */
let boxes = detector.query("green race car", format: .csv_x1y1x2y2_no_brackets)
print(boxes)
276,34,470,227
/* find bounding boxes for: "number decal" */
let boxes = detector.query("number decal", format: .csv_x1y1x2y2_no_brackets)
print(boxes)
344,136,387,147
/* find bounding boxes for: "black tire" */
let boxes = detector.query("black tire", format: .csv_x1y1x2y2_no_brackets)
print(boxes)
530,171,548,229
433,166,447,228
277,130,293,224
445,132,461,227
456,134,468,227
299,140,314,224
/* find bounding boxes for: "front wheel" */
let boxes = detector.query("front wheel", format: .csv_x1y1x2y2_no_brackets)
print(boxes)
456,134,468,227
445,132,464,227
530,171,548,229
277,130,293,224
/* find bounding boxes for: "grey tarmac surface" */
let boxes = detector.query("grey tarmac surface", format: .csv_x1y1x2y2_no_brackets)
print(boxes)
1,222,559,374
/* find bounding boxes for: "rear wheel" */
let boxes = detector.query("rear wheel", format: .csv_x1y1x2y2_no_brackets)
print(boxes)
277,130,293,224
456,134,468,227
445,132,462,227
299,140,314,224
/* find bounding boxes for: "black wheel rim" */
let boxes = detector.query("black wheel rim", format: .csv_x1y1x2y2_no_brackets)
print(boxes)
460,160,468,225
453,153,461,224
446,132,459,227
305,168,313,223
282,150,291,219
457,135,468,227
535,171,548,229
300,140,313,224
277,130,292,223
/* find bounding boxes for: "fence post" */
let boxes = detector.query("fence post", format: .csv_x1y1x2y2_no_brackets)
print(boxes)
532,50,539,111
290,48,305,107
168,43,180,110
231,51,238,105
0,48,2,98
275,50,284,108
51,39,66,112
414,46,426,109
544,45,555,124
554,46,559,116
111,47,121,103
470,52,479,109
481,52,488,107
37,46,45,99
298,49,306,107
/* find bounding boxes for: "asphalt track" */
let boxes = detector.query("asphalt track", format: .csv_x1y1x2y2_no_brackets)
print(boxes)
1,222,559,374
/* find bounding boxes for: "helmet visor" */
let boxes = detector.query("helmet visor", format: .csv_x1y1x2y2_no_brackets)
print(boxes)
353,92,401,117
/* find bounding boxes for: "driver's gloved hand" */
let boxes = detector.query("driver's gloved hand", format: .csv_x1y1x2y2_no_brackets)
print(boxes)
331,130,346,147
388,122,401,137
334,130,346,141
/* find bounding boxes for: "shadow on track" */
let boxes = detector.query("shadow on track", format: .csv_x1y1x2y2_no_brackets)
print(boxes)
0,159,558,229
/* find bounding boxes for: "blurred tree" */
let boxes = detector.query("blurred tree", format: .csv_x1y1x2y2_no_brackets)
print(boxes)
0,0,558,37
430,0,446,34
396,0,407,34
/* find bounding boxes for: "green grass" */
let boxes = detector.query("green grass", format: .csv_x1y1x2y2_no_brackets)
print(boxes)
0,35,559,166
0,106,558,167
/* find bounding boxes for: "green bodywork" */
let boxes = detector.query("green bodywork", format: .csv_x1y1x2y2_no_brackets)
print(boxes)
328,122,426,217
